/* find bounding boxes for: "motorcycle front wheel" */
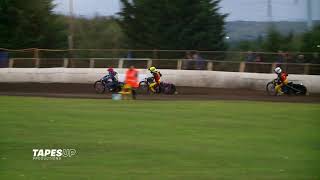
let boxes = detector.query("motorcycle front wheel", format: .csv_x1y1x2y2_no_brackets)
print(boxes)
266,82,276,96
138,81,150,94
94,80,106,94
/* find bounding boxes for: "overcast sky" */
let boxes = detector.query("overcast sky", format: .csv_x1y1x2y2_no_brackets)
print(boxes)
53,0,320,21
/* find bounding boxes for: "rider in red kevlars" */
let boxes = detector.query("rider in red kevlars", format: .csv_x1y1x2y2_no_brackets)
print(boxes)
274,67,288,95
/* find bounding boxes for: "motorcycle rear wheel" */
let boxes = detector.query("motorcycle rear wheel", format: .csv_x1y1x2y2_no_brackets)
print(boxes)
162,84,176,95
288,84,307,96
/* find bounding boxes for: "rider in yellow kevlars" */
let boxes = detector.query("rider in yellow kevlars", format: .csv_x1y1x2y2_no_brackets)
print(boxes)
274,67,288,95
148,66,162,93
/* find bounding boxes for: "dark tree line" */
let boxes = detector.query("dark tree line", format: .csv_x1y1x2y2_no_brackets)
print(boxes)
0,0,319,55
118,0,228,50
0,0,67,48
232,25,320,54
0,0,228,51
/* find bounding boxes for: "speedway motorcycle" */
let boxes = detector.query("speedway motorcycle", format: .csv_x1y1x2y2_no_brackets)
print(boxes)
139,77,176,95
93,76,124,94
266,79,307,96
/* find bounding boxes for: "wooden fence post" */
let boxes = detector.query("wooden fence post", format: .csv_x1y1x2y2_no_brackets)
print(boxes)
304,63,310,75
118,59,124,68
207,61,213,71
147,59,153,68
89,59,95,68
239,62,246,72
34,49,40,68
271,63,277,73
153,49,158,59
9,58,14,68
63,58,69,68
177,59,182,70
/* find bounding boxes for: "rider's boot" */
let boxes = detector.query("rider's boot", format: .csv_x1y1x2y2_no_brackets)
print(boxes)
275,84,283,96
149,82,157,93
150,87,156,93
277,91,284,96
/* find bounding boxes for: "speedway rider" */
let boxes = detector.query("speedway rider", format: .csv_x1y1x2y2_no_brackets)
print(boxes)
274,67,288,95
103,68,119,91
148,66,162,93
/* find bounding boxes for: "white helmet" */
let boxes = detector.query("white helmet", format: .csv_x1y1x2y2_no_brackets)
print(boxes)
274,67,282,74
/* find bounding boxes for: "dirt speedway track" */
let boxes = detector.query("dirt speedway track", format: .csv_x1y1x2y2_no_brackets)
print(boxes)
0,83,320,103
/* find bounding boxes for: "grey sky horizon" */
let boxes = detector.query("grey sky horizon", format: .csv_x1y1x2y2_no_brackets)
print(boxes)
53,0,320,21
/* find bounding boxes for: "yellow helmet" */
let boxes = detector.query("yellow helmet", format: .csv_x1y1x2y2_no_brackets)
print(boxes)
149,66,157,72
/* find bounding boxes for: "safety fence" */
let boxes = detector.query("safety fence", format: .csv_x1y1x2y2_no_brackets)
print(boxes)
0,48,319,74
3,58,320,75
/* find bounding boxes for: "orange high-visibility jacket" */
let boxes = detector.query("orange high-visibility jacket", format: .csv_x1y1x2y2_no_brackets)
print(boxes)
125,68,139,88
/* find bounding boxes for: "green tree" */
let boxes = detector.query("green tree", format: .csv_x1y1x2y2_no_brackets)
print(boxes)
73,16,127,49
118,0,227,50
0,0,67,48
301,25,320,53
262,28,283,52
260,28,302,52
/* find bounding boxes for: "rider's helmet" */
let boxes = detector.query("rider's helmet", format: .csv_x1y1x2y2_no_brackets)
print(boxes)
107,68,114,72
107,68,116,76
274,67,282,74
148,66,157,73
